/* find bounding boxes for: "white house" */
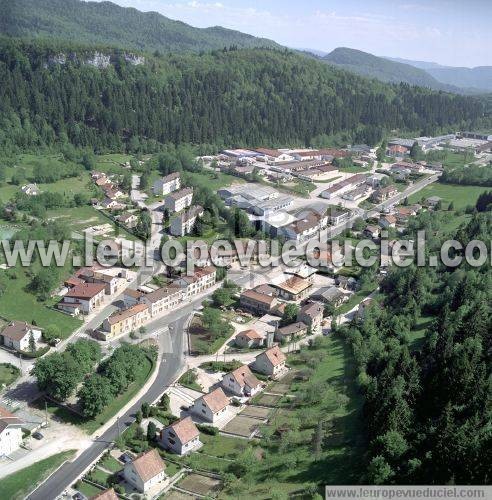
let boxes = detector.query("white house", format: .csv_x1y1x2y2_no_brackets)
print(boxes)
159,416,201,455
174,266,216,298
190,387,229,424
235,329,264,348
0,406,23,457
21,183,40,196
0,321,42,352
221,365,263,397
139,287,183,317
58,282,106,314
123,448,167,493
253,346,287,378
153,172,181,196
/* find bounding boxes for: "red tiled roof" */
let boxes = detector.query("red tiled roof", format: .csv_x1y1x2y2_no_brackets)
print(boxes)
202,388,229,413
131,449,165,483
1,321,39,342
166,416,199,445
65,283,106,299
237,329,262,340
106,304,148,325
90,488,119,500
229,365,261,389
261,346,286,367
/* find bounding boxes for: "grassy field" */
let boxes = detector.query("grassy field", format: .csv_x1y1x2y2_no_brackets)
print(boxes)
0,267,82,337
0,450,75,500
0,362,21,388
75,481,104,498
408,182,486,209
336,286,378,315
186,170,243,191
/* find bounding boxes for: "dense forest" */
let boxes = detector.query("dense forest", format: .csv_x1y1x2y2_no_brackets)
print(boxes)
0,38,488,155
339,205,492,484
0,0,280,53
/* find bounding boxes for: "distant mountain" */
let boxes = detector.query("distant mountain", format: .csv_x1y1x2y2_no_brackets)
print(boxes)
320,47,461,92
385,57,492,92
426,66,492,93
296,47,330,57
384,56,446,70
0,0,281,53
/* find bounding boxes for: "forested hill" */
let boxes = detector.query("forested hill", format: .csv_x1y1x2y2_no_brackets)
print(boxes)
0,0,280,53
0,38,488,155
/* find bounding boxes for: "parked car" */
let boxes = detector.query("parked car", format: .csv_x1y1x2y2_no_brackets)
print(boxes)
32,432,44,440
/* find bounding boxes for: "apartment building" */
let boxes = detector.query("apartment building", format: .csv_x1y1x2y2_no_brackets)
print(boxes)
174,266,217,298
100,303,150,340
164,187,193,213
169,205,204,236
153,172,181,196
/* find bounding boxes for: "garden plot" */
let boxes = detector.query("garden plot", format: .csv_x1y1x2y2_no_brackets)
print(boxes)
177,472,222,497
222,415,262,438
239,405,271,419
165,490,195,500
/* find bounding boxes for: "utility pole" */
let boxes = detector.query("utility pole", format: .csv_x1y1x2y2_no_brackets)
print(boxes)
45,401,49,427
117,415,121,438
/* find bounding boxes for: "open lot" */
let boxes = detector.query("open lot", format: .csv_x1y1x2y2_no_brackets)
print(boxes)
177,472,222,497
408,182,486,209
240,405,271,419
251,393,282,407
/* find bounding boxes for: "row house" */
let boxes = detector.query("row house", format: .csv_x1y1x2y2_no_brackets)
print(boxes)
164,187,193,213
99,303,150,340
140,286,183,316
240,289,278,316
153,172,181,196
170,205,204,236
174,266,216,298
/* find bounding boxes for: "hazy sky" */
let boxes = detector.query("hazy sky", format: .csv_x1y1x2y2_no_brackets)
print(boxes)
94,0,492,66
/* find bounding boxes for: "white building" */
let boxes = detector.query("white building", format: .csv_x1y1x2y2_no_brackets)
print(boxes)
221,365,263,397
174,266,216,298
57,282,106,314
140,287,183,317
159,416,202,455
123,448,167,493
169,205,204,236
153,172,181,196
0,406,24,457
0,321,42,352
190,387,229,424
253,346,287,378
164,187,193,213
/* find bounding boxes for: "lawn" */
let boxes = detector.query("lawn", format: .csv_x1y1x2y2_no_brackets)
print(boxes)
0,363,21,388
408,182,487,209
178,369,202,391
188,313,231,355
0,450,75,500
336,286,378,315
75,481,104,498
185,170,243,191
0,267,82,337
99,454,123,473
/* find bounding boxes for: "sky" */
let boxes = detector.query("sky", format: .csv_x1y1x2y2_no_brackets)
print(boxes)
93,0,492,67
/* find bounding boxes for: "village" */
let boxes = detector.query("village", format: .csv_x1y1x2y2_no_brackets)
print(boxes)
0,130,491,499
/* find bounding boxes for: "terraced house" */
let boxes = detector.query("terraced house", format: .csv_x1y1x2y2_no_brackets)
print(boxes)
99,303,150,340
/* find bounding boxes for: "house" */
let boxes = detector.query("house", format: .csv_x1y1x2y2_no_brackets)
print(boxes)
334,275,357,291
190,387,229,423
240,289,278,316
0,406,24,457
101,198,118,210
123,448,167,493
164,187,193,213
160,416,201,455
363,224,381,239
99,304,150,340
76,268,124,296
379,214,397,228
170,205,204,236
273,276,312,301
221,365,263,397
253,346,286,378
153,172,181,196
58,282,106,314
90,488,119,500
174,266,216,298
123,288,145,308
280,212,324,243
371,186,398,203
118,212,139,228
21,183,40,196
0,321,42,352
297,302,324,335
311,286,347,307
425,196,442,208
366,173,388,188
395,206,418,223
140,287,183,317
387,144,410,157
275,321,308,342
235,329,264,348
390,165,411,181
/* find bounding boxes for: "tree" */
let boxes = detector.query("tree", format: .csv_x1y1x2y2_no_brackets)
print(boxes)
28,331,36,352
281,303,300,326
135,410,143,424
410,142,423,161
135,210,152,240
141,402,150,418
367,455,394,484
147,421,157,442
78,374,113,418
376,140,387,162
